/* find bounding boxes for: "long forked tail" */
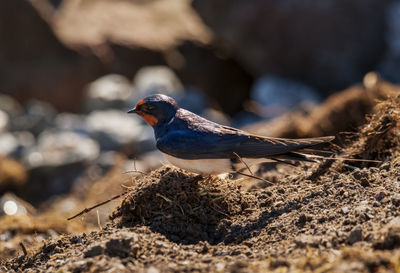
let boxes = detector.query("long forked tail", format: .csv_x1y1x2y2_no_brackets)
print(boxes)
267,136,381,165
292,152,381,163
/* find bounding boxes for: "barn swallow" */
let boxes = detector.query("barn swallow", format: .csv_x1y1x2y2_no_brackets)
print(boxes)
128,94,334,175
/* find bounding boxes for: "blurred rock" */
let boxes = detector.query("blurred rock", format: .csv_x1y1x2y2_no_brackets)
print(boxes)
193,0,389,92
0,95,22,119
0,157,27,195
11,100,56,136
23,130,99,169
175,89,208,115
14,131,35,147
0,133,18,156
250,75,320,119
84,74,133,112
0,110,9,134
0,193,35,216
95,151,122,174
348,226,363,245
373,217,400,250
86,110,153,153
133,66,184,98
55,113,87,133
22,131,100,205
6,131,35,160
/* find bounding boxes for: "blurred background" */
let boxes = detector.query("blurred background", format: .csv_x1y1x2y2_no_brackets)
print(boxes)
0,0,400,232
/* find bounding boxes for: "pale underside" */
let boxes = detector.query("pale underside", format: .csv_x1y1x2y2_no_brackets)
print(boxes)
163,153,275,175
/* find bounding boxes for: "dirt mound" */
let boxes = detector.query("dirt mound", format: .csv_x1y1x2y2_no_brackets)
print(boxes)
3,91,400,272
110,166,257,244
342,95,400,166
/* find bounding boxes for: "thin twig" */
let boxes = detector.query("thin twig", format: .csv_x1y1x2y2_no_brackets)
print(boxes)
156,193,172,203
96,210,102,230
19,242,27,256
236,171,274,186
67,192,127,221
271,157,296,166
122,170,147,175
233,152,254,175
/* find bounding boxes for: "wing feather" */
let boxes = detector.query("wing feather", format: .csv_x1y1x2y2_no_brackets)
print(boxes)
156,126,334,159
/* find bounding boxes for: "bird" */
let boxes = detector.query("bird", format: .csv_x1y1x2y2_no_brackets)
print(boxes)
128,94,335,175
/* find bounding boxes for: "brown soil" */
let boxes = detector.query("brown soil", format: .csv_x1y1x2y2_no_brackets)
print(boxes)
2,93,400,272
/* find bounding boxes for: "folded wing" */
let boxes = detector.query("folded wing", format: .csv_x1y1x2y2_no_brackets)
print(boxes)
157,127,334,160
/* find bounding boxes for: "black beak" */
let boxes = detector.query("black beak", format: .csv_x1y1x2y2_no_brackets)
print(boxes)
127,108,139,114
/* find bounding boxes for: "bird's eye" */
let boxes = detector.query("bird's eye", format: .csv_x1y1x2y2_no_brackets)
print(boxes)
147,105,155,110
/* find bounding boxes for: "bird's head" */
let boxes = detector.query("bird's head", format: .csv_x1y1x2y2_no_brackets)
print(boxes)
128,94,179,127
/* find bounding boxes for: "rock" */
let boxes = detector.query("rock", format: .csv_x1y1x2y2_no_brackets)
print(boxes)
0,95,22,118
23,130,99,169
193,0,389,92
352,169,370,187
251,75,320,118
0,131,31,161
133,66,184,98
0,193,35,216
297,213,312,225
146,267,160,273
0,111,9,134
0,133,19,156
392,193,400,207
86,110,153,153
21,131,99,204
376,192,385,202
55,113,88,133
355,201,371,213
373,217,400,250
294,235,322,248
105,238,132,258
84,74,133,112
175,89,208,115
84,245,104,258
95,151,122,173
11,100,56,136
348,226,363,245
10,131,36,159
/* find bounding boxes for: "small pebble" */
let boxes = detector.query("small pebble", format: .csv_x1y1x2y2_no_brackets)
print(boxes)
348,226,363,245
376,192,385,202
84,245,103,258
